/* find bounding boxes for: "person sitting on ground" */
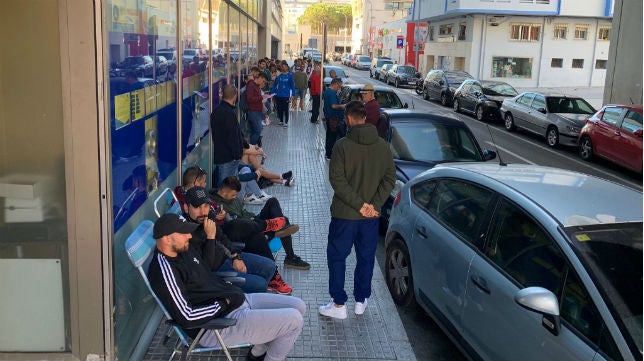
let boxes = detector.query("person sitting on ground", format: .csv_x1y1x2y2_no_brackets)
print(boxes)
212,176,311,270
242,141,295,187
184,187,295,294
237,162,273,205
148,213,305,361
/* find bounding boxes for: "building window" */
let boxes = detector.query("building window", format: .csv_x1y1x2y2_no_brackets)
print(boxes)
458,23,467,40
439,24,453,36
595,59,607,69
553,24,567,39
510,24,540,41
519,0,551,3
598,27,610,40
574,25,588,40
429,26,434,41
572,59,584,68
492,57,532,78
551,58,563,68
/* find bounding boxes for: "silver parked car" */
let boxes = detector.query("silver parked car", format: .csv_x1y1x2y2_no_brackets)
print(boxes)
500,92,596,147
354,55,372,70
386,163,642,361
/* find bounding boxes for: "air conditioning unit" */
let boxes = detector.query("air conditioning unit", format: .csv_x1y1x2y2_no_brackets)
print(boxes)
488,16,504,26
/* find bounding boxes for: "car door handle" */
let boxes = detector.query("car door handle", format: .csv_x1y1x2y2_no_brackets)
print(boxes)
614,131,621,136
415,226,427,238
470,275,491,294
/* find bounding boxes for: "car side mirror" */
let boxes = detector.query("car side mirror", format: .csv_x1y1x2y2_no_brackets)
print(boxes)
415,72,421,78
439,80,445,85
515,287,561,336
403,103,409,108
634,129,643,137
538,107,547,114
482,149,496,161
474,91,482,97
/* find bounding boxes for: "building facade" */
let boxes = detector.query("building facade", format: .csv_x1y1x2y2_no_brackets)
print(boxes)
375,17,427,67
413,0,614,87
351,0,413,56
0,0,282,360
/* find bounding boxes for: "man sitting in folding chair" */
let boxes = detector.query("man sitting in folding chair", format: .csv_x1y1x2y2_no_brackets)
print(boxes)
148,214,306,361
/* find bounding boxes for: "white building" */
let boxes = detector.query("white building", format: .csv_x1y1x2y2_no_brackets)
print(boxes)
413,0,614,87
352,0,413,56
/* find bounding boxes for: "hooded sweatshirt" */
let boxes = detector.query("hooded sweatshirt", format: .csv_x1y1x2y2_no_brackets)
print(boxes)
329,123,396,220
270,71,295,98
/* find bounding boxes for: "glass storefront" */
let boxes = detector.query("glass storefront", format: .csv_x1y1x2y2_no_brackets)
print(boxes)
103,0,262,359
0,1,70,353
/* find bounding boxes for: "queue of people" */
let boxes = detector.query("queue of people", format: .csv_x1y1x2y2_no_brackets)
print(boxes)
146,56,394,361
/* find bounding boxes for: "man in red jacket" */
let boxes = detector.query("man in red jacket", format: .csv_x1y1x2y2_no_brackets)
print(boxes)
309,64,322,124
246,68,271,145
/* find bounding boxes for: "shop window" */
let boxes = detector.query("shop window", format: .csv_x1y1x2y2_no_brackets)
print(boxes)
492,57,532,78
458,23,466,40
553,24,567,39
572,59,584,68
510,24,540,41
598,27,610,40
595,59,607,69
574,25,588,40
551,58,563,68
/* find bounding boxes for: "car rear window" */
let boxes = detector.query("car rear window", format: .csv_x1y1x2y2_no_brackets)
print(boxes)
377,60,393,67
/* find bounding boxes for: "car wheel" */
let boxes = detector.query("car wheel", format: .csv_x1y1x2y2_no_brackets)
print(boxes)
453,99,460,113
579,136,594,161
395,79,400,88
440,93,448,106
370,71,373,78
423,88,429,101
504,113,516,131
385,238,415,306
475,106,485,121
546,126,559,147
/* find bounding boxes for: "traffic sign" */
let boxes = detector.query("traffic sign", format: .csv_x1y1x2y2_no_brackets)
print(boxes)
396,36,404,49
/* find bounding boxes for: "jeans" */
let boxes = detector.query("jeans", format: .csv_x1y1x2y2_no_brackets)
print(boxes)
275,96,290,124
216,252,276,293
310,94,321,123
326,217,379,305
247,111,263,145
215,160,239,188
200,293,306,361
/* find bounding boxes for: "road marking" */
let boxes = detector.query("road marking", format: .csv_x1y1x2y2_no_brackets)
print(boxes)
484,141,536,165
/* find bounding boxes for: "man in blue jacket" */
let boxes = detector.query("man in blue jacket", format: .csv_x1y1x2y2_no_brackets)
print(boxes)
270,62,295,128
323,78,346,159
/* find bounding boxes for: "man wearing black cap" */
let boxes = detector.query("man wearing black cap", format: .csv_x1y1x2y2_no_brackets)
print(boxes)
183,186,279,294
148,213,306,361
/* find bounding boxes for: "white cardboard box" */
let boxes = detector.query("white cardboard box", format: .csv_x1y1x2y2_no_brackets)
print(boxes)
0,174,55,223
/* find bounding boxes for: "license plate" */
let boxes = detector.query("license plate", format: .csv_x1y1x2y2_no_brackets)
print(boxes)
408,81,416,84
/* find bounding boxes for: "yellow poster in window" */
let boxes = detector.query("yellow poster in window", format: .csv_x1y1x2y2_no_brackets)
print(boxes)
166,80,176,104
157,81,167,108
114,93,131,129
144,115,159,194
145,84,157,116
131,89,145,121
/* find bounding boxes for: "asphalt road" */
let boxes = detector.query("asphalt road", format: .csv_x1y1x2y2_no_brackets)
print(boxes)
331,62,642,361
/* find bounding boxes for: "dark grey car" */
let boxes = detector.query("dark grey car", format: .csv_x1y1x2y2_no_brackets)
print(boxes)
500,92,596,147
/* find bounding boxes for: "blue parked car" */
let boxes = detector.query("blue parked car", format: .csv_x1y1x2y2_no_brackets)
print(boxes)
385,163,642,361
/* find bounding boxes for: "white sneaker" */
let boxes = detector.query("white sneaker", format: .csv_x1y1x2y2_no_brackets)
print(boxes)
257,192,273,202
319,302,347,319
243,194,264,205
354,299,368,315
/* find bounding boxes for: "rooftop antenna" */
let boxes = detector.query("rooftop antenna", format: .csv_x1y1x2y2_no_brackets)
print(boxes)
485,124,506,166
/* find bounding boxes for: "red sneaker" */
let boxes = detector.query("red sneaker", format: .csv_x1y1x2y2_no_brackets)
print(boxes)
264,217,287,232
267,273,292,295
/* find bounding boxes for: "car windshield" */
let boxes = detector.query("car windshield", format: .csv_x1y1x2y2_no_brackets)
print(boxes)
358,56,371,62
483,83,518,96
389,121,483,163
564,222,643,354
397,66,417,75
121,57,145,66
378,60,393,67
325,68,346,78
546,97,595,114
382,64,393,71
157,52,173,60
446,73,470,85
182,50,197,56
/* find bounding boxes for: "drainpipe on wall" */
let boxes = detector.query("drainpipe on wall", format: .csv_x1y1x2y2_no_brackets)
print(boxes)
589,18,599,87
535,17,546,87
478,15,485,79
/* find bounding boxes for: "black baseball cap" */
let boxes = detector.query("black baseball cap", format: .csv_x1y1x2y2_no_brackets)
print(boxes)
185,186,211,207
153,213,198,239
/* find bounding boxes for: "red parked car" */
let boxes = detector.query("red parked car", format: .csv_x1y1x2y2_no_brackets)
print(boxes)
578,104,643,173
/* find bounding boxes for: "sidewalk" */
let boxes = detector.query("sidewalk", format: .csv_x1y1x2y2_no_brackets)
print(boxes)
516,86,604,109
143,108,417,360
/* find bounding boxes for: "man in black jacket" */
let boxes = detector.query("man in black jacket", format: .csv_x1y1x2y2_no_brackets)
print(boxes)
211,85,244,187
148,213,306,361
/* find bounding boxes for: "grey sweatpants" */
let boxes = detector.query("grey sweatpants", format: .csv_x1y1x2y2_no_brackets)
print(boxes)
200,293,306,361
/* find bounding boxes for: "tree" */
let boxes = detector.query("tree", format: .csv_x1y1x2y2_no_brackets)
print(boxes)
298,4,352,34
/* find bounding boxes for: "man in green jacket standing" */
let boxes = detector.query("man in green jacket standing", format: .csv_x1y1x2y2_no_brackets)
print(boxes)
319,101,396,319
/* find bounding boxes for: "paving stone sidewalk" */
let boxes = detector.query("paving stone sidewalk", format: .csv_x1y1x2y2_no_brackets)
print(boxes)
143,107,416,361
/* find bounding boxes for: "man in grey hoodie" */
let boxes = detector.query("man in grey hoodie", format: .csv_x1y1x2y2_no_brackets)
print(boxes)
319,100,396,319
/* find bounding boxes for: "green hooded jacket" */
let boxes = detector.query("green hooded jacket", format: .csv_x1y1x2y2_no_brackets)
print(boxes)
329,123,396,220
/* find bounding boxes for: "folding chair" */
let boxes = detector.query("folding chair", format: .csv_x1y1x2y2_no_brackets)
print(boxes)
125,220,248,361
154,188,182,217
